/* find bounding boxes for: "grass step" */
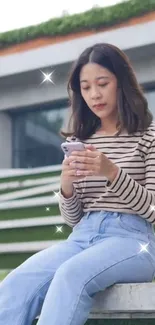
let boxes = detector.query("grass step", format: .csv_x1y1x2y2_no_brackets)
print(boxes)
0,186,40,195
0,270,10,281
0,252,39,269
0,240,64,269
0,204,59,220
0,225,71,243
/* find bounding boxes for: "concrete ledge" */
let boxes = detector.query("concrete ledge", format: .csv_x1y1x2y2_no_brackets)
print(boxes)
89,283,155,319
34,283,155,320
0,183,60,202
0,194,58,210
0,240,63,253
0,165,61,177
0,279,154,319
0,176,60,191
0,215,63,229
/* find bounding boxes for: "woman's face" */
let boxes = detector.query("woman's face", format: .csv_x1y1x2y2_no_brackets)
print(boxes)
79,63,118,123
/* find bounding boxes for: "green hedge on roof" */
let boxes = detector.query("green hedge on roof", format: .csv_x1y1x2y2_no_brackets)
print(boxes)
0,0,155,49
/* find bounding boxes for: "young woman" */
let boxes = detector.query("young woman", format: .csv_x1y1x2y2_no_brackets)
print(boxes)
0,43,155,325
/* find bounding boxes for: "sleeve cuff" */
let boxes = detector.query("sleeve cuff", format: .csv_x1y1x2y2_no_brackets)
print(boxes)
58,187,77,203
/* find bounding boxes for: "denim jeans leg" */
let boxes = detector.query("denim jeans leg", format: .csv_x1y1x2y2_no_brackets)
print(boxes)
0,240,83,325
37,234,155,325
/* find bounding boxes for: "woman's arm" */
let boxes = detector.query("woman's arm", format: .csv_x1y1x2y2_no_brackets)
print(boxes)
58,187,83,228
105,137,155,224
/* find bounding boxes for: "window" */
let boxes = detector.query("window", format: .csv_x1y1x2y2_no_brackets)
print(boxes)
145,89,155,117
12,103,69,168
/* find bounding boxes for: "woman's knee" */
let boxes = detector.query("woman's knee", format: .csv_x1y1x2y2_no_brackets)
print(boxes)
53,255,88,289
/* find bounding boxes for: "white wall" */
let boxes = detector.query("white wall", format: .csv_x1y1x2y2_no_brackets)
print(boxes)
0,64,69,111
0,55,155,112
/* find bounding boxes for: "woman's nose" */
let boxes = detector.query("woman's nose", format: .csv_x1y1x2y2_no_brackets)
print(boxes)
90,89,101,99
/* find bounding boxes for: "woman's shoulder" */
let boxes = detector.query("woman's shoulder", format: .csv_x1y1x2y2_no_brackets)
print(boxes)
143,121,155,139
139,121,155,152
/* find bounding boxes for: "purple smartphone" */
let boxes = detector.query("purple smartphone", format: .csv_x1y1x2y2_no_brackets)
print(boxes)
61,141,85,157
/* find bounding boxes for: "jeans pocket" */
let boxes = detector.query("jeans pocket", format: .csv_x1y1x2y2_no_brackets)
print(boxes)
118,213,148,234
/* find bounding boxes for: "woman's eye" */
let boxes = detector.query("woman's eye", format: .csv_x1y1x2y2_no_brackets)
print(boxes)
99,83,108,87
82,83,108,90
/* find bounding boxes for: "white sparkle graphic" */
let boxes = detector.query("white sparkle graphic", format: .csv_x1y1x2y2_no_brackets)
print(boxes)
138,242,149,254
150,205,155,212
40,70,55,85
52,191,61,201
46,207,50,211
56,226,63,233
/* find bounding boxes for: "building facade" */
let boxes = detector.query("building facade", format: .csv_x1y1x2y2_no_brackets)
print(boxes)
0,13,155,168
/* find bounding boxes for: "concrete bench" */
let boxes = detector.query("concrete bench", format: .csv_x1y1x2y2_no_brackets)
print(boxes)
0,280,154,322
89,283,155,319
34,283,155,322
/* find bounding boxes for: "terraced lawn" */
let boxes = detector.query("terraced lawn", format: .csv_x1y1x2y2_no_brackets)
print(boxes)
0,186,41,195
0,252,38,269
26,191,58,198
0,270,10,281
0,224,71,243
0,204,60,220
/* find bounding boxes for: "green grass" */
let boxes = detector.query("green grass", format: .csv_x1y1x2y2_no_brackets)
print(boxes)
12,192,57,200
0,270,10,281
0,224,71,243
0,252,38,269
27,191,56,198
1,0,155,51
0,204,60,220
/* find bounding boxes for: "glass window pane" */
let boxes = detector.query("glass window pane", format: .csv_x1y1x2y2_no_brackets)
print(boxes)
12,105,68,168
145,90,155,118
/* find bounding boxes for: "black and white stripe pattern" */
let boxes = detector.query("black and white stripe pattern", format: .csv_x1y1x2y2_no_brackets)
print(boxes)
59,121,155,227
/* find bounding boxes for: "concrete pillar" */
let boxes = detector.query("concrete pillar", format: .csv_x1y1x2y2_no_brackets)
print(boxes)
0,112,12,168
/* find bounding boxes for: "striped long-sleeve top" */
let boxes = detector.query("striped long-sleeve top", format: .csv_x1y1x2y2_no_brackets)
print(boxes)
58,121,155,227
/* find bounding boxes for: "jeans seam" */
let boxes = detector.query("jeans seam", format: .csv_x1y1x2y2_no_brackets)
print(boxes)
19,275,52,325
67,254,138,325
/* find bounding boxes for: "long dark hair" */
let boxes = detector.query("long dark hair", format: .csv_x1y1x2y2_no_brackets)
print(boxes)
60,43,153,140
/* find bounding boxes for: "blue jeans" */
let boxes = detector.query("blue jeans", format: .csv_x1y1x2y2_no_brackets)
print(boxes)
0,211,155,325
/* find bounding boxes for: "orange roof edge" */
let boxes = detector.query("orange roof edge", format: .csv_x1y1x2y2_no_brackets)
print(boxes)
0,11,155,57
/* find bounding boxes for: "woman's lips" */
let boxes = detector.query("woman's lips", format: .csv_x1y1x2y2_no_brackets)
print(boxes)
94,104,106,109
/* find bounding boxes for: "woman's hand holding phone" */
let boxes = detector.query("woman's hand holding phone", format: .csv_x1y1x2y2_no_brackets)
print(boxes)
60,140,119,198
60,142,88,198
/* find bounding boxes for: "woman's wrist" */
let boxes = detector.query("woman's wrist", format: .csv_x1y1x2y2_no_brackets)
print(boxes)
60,187,74,198
106,165,119,183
